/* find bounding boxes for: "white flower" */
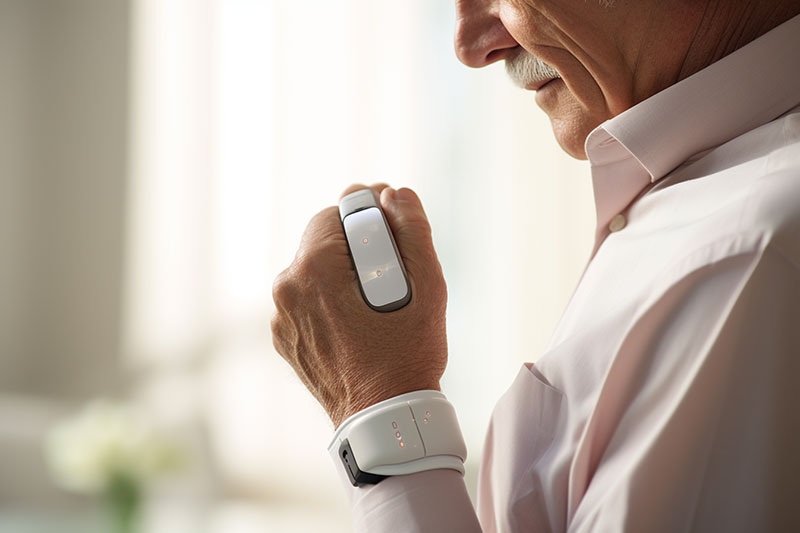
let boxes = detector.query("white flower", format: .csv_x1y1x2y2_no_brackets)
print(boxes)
44,400,184,494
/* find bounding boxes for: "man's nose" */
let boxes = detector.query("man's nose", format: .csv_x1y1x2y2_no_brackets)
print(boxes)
454,0,518,68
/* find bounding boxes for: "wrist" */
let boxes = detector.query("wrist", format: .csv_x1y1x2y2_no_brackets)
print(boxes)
334,376,441,429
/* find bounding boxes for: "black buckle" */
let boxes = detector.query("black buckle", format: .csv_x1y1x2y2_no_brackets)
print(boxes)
339,439,388,486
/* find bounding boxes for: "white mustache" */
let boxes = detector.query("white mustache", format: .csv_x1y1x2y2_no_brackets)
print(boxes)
505,49,561,88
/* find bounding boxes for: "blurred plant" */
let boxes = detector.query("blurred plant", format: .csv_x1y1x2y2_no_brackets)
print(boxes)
44,400,185,533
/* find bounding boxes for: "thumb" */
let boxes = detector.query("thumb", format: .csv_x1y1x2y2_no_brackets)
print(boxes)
379,187,438,274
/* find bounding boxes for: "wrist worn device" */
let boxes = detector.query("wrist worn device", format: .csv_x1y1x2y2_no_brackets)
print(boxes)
339,189,412,312
328,390,467,486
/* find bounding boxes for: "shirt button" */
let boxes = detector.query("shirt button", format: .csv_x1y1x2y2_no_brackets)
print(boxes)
609,213,627,233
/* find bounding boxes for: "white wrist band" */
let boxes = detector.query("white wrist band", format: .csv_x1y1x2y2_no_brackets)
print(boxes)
328,390,467,486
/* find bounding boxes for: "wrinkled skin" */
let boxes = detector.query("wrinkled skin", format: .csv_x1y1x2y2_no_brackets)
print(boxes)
271,184,447,428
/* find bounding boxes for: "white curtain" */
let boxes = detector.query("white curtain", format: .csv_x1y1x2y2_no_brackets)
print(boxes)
126,0,594,528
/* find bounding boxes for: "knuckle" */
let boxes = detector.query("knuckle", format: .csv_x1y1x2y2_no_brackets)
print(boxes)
269,312,285,355
310,205,338,226
272,269,294,307
302,206,343,245
269,310,281,335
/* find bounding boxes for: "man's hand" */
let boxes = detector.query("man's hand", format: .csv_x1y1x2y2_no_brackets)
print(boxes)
270,183,448,428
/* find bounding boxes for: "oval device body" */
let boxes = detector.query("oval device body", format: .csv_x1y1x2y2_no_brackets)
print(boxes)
339,189,411,312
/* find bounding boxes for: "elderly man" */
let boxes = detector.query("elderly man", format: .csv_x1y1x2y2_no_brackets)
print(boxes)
271,0,800,531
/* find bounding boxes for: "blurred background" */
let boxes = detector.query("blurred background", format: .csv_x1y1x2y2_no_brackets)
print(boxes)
0,0,594,531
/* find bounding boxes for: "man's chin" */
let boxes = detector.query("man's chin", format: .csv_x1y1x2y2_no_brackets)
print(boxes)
550,118,590,160
536,84,603,160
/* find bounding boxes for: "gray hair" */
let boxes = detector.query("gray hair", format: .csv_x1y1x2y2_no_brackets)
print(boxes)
505,49,561,88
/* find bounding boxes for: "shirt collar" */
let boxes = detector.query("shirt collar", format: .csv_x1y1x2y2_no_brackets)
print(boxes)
584,13,800,243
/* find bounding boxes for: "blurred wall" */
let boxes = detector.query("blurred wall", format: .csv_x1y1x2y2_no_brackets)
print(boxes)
0,0,130,400
0,0,130,513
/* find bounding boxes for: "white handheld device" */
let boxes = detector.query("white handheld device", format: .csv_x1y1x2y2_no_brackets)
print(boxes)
339,189,411,312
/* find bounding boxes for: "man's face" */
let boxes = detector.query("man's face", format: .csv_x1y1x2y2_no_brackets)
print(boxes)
455,0,645,159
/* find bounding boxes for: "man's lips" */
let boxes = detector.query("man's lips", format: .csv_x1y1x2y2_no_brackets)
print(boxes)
526,77,559,91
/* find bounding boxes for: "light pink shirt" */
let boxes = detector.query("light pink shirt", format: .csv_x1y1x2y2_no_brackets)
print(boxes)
340,14,800,532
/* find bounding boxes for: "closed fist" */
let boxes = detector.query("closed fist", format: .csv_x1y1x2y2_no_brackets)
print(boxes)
270,184,449,428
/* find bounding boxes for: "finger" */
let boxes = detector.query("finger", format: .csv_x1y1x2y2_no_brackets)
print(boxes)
368,182,391,198
339,182,391,202
293,206,353,283
378,186,437,272
299,206,345,246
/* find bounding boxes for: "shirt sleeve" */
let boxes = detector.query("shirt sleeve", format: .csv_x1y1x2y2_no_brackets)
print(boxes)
336,467,482,532
570,244,800,532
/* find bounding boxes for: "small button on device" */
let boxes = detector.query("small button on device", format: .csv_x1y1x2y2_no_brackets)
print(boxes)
609,213,627,233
